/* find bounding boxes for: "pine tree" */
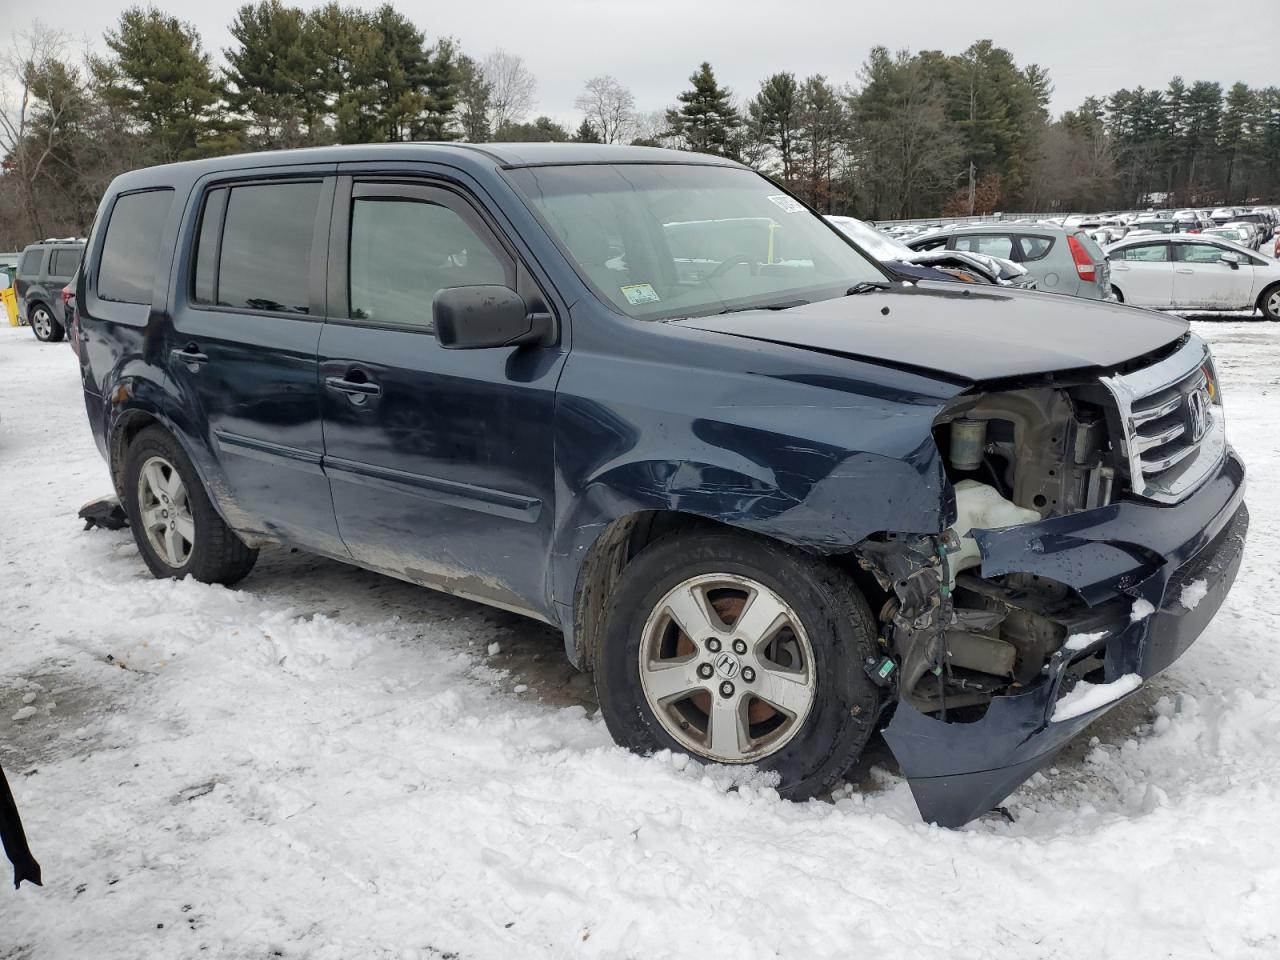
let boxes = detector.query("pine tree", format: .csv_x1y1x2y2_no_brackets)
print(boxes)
664,62,741,157
93,7,227,161
223,1,320,147
573,119,601,143
747,72,800,182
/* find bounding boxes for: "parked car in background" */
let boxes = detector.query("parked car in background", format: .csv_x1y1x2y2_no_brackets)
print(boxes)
73,143,1248,828
1076,218,1128,243
1225,213,1270,248
1203,225,1255,248
906,223,1109,299
15,238,85,341
1170,212,1211,235
825,216,1035,288
1125,218,1179,238
1106,234,1280,317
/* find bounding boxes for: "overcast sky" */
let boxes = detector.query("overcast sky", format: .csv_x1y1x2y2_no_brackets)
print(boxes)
15,0,1280,123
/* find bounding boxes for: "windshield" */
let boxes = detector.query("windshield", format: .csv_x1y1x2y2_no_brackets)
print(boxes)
506,164,886,320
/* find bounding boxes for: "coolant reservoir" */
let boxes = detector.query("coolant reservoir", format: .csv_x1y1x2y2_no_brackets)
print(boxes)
946,480,1041,584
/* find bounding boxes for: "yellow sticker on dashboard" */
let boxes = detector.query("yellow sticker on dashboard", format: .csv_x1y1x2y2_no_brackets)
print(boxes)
621,283,661,305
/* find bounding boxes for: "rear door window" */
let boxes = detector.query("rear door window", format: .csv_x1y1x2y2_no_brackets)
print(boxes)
205,181,321,314
51,249,81,277
952,234,1015,258
98,189,174,303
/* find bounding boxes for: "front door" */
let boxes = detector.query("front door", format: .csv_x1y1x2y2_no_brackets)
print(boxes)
317,178,565,618
1171,241,1256,309
166,171,346,557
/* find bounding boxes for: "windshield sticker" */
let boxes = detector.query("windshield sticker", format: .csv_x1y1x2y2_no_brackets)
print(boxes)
767,195,805,214
621,283,661,305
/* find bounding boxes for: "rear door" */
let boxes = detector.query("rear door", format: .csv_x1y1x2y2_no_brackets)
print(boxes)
1172,240,1255,309
165,170,347,557
1109,241,1173,306
317,176,566,618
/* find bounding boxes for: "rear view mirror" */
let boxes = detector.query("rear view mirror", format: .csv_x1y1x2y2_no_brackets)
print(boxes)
433,285,552,349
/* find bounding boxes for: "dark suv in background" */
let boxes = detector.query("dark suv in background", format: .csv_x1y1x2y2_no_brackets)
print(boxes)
73,144,1247,827
16,239,84,341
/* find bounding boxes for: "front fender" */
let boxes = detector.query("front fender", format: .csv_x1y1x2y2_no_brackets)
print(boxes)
548,332,966,613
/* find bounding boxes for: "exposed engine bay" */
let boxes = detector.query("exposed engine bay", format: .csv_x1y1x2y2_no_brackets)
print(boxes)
858,382,1130,719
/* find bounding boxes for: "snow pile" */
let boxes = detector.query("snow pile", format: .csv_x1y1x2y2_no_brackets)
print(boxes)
1062,629,1108,653
1130,597,1156,622
2,321,1280,958
1052,674,1143,721
1181,578,1209,610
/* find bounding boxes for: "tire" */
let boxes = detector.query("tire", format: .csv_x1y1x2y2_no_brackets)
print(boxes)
1110,285,1125,304
1259,284,1280,321
29,304,64,342
595,529,881,799
122,425,258,585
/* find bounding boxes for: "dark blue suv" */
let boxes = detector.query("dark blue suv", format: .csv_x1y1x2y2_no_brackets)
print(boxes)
76,144,1247,826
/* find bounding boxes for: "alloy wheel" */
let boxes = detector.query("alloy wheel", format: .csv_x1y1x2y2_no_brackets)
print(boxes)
31,308,52,340
136,455,195,568
638,573,816,763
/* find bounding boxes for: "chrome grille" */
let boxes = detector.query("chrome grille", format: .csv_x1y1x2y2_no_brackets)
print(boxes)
1100,335,1225,503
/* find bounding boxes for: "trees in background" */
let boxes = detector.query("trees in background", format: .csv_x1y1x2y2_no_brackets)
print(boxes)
664,63,740,157
574,75,635,144
4,11,1280,249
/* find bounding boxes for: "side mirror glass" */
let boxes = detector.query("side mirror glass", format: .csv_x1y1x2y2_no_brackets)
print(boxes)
433,285,551,349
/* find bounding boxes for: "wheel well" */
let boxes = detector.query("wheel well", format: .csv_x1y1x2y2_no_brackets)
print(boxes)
109,410,161,498
1257,281,1280,312
1110,284,1124,303
27,299,51,319
568,511,878,672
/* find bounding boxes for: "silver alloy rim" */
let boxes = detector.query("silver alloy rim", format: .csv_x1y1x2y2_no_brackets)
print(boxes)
1269,290,1280,316
32,308,51,339
137,455,195,568
638,573,816,763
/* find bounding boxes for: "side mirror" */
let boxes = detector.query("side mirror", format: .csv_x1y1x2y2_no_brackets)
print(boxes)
1219,251,1242,269
433,285,552,350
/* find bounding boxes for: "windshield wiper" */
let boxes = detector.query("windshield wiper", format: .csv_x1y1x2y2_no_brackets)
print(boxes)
846,281,892,296
717,298,809,315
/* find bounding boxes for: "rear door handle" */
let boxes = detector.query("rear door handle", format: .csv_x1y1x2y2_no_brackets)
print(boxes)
171,345,209,366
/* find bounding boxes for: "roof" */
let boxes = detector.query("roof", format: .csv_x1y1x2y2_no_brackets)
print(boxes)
107,142,740,193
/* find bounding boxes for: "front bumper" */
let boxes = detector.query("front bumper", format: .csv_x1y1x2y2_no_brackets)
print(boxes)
883,448,1248,827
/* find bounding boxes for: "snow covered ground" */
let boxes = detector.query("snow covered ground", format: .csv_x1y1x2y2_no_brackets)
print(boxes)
2,318,1278,959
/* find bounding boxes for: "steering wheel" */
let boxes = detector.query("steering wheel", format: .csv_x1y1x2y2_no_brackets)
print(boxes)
705,252,761,281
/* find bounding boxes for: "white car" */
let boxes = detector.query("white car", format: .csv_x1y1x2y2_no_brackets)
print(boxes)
1106,234,1280,318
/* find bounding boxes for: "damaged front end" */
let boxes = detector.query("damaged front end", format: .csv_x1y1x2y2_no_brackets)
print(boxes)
856,334,1248,827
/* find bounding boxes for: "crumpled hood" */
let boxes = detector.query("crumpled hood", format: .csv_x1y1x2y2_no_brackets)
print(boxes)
676,283,1188,382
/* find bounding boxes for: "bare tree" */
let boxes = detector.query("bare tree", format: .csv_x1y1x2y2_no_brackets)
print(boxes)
482,49,535,130
0,22,73,239
574,75,635,144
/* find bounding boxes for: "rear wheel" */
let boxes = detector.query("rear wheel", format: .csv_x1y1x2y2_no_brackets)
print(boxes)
29,304,64,342
595,529,881,799
123,426,257,584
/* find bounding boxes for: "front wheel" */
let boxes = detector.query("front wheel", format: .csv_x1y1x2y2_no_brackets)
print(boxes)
595,529,881,799
122,426,258,584
29,305,64,342
1260,285,1280,321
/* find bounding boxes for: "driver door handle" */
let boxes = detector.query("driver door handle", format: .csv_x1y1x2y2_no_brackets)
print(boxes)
325,375,382,398
171,344,209,366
